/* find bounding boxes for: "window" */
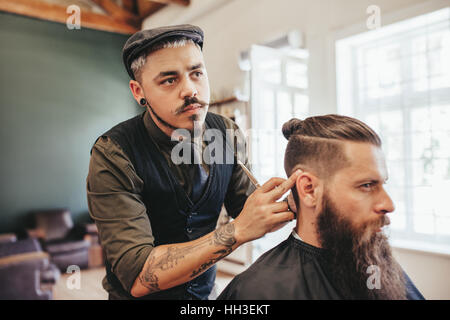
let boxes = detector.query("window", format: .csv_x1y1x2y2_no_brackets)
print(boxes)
336,7,450,254
249,44,309,260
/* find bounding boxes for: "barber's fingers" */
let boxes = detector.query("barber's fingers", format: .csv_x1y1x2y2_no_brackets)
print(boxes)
269,220,290,233
268,170,302,201
269,200,289,213
271,210,295,225
258,177,287,193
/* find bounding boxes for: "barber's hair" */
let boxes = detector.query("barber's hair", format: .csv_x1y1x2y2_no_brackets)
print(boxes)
283,115,381,205
130,37,201,82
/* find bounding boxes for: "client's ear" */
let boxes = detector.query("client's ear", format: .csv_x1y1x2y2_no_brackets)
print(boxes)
295,172,321,208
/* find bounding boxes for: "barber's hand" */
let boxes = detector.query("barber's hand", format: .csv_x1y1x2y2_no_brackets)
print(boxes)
232,170,302,245
287,191,298,216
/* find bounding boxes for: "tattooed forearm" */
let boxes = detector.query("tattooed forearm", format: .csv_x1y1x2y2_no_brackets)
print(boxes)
138,237,211,292
190,224,237,278
139,254,160,293
190,248,232,277
138,223,237,292
213,223,236,248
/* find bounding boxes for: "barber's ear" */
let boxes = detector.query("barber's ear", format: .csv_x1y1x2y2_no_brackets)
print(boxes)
295,173,321,208
129,80,145,107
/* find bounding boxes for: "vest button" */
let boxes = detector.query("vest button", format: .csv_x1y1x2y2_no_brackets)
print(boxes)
186,227,193,233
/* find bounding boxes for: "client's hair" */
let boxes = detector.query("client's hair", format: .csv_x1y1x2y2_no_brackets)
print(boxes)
282,114,381,206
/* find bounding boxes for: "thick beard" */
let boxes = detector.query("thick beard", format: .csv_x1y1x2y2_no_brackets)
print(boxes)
317,194,407,300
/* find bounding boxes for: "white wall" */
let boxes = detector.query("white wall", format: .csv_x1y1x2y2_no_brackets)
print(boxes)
393,248,450,299
143,0,450,299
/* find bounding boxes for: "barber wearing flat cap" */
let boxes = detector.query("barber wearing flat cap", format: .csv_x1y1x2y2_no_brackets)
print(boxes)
86,24,298,300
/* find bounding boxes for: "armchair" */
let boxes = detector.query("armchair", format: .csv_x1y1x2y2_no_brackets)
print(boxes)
28,209,90,271
0,237,60,299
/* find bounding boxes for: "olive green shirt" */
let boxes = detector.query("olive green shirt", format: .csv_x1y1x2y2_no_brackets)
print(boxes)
86,110,255,297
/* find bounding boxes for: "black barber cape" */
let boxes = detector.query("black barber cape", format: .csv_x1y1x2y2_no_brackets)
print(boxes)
218,233,424,300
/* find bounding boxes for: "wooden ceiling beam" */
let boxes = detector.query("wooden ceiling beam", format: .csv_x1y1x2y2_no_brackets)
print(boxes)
121,0,138,14
90,0,141,28
147,0,190,7
136,0,165,19
0,0,138,35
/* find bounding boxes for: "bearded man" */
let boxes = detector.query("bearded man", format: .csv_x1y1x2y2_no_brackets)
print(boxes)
218,115,424,300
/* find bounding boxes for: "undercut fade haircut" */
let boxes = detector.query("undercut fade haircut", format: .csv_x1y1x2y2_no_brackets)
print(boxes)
130,37,201,82
282,114,382,206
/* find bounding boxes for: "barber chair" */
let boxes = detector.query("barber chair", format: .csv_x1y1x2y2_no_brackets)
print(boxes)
0,237,60,299
27,209,90,271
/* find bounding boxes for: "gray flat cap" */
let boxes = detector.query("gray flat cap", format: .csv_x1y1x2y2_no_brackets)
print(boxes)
122,24,204,79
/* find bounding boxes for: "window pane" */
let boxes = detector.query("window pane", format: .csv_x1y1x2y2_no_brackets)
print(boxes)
294,94,309,118
386,160,405,187
433,179,450,222
378,44,402,95
430,104,450,132
276,91,292,129
433,132,450,158
259,130,276,180
286,61,308,88
413,214,435,235
411,107,431,133
436,216,450,236
411,132,433,160
383,134,404,161
379,110,403,134
412,30,450,91
260,90,274,129
411,159,433,186
364,113,380,134
257,59,281,84
412,53,429,91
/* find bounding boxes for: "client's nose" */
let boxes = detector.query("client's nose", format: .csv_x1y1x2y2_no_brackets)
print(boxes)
375,187,395,214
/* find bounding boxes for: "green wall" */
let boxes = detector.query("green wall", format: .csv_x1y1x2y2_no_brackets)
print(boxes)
0,13,140,234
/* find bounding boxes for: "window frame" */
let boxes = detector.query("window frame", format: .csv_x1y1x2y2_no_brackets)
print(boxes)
335,6,450,255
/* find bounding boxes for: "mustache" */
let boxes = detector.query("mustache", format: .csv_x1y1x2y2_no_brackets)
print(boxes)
369,214,390,230
174,97,208,115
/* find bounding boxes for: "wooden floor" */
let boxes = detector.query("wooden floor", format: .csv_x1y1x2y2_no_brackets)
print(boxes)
53,267,234,300
53,267,108,300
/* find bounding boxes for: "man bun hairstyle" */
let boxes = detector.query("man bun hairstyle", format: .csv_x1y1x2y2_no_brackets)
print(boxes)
282,115,381,145
282,118,303,140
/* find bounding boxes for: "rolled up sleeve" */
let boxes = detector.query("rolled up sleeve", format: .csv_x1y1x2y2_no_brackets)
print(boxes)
86,137,154,294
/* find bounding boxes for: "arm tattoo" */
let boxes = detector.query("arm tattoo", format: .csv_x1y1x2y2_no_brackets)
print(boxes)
190,223,236,277
213,223,236,248
139,237,211,292
139,254,160,293
139,223,237,291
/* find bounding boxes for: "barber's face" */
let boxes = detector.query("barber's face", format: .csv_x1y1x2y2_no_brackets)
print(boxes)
323,142,395,241
138,43,210,131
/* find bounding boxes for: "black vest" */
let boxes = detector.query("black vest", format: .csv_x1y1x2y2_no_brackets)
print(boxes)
97,112,234,299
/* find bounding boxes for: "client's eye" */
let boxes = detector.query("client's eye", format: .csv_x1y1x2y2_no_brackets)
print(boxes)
360,183,374,191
